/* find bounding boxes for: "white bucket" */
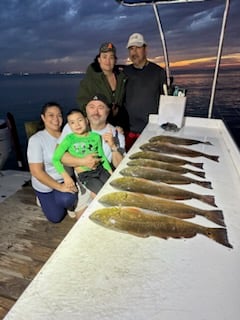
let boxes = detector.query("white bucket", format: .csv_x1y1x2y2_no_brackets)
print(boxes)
158,95,187,129
0,119,11,170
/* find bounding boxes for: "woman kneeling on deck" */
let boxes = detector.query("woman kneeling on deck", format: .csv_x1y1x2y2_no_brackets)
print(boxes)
27,102,96,223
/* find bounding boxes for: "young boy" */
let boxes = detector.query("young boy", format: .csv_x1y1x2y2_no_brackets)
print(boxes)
52,109,112,195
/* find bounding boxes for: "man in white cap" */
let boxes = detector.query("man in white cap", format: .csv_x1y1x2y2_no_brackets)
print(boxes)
124,33,166,150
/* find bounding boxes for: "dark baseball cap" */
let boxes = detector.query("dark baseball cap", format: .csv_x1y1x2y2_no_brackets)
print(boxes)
88,94,110,108
99,42,116,55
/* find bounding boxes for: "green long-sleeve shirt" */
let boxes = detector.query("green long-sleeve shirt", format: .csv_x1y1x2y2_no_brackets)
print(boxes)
52,131,112,174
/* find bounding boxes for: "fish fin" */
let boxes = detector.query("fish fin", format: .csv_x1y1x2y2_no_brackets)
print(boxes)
206,155,219,162
196,180,212,189
128,231,150,238
200,195,217,207
190,162,204,169
190,170,205,178
205,210,225,226
206,228,233,249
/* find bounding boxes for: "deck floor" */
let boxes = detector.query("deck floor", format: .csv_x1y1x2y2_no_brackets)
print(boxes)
0,182,75,319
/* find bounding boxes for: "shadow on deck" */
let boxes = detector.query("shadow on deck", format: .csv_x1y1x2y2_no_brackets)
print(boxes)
0,183,75,319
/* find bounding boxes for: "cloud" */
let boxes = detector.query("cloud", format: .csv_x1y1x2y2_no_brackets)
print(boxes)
0,0,238,73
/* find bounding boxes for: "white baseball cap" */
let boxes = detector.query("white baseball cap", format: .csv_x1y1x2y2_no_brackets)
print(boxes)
126,33,147,48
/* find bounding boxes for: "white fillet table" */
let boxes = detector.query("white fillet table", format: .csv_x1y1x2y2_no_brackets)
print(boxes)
4,116,240,320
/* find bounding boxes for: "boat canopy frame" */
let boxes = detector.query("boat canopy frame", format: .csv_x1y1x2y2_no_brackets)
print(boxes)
116,0,230,118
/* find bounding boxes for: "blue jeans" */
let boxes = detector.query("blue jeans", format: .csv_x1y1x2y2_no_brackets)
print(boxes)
35,189,78,223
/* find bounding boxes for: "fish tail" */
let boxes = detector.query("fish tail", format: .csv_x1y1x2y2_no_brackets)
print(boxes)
200,195,217,207
191,170,205,178
205,210,225,226
196,180,212,189
206,227,233,249
206,154,219,162
190,162,204,169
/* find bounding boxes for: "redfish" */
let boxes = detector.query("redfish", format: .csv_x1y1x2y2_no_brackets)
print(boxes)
89,207,232,249
129,151,204,169
98,191,225,226
140,142,219,162
149,135,212,145
127,159,205,178
110,177,216,207
120,166,212,189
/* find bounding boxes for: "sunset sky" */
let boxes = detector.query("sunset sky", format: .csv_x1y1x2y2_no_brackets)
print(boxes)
0,0,239,73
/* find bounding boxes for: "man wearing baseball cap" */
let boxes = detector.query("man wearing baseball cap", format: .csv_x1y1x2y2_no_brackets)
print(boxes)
124,33,166,150
126,33,147,49
59,93,125,170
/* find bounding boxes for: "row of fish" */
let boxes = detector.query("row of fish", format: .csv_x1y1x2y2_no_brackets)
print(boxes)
128,158,205,178
99,191,224,226
90,207,232,249
140,142,219,162
130,150,204,168
89,135,232,249
120,166,212,189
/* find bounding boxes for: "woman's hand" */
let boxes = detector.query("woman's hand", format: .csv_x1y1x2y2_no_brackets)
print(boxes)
59,182,77,193
29,162,78,193
62,172,78,193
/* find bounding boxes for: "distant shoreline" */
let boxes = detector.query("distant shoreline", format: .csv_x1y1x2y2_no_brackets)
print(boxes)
1,66,240,77
0,72,85,77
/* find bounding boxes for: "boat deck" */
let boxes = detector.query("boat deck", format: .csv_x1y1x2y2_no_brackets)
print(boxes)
0,174,75,319
3,116,240,320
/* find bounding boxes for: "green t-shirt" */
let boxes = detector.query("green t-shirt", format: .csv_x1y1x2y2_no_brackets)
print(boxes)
52,131,112,174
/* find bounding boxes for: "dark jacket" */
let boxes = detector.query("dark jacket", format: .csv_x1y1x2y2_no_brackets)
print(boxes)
77,61,128,128
124,61,166,133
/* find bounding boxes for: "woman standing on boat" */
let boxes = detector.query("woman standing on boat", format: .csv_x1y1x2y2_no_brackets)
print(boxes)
27,102,94,223
77,42,128,130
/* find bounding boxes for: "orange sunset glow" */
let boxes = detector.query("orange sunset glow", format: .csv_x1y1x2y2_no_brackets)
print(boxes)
151,53,240,70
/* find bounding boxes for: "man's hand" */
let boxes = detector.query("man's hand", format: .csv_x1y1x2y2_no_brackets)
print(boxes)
102,125,115,149
82,154,101,169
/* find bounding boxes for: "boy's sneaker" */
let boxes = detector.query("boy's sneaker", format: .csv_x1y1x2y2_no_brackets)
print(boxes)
67,187,92,219
75,187,92,212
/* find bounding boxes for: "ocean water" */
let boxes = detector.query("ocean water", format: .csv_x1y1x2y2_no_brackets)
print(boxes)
173,69,240,116
173,69,240,145
0,69,239,168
